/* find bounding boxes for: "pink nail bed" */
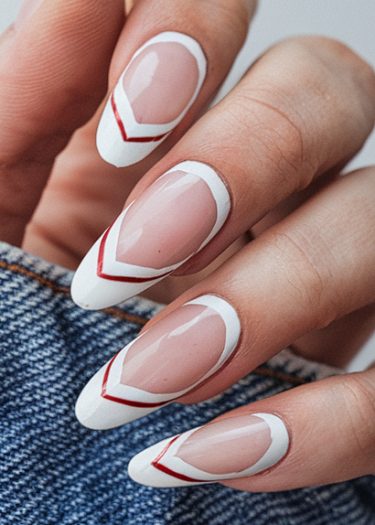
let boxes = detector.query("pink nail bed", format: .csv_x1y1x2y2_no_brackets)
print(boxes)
116,170,218,269
97,32,207,167
128,413,289,487
121,303,226,393
71,161,230,310
177,415,272,475
75,295,241,429
122,42,200,125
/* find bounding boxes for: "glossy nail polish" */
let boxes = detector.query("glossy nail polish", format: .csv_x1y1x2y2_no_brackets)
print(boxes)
75,295,240,429
71,161,230,310
97,32,206,167
128,413,289,487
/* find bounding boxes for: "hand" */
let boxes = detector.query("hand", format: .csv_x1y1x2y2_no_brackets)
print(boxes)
1,0,374,491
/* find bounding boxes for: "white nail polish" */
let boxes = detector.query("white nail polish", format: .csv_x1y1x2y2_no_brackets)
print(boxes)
71,161,230,310
97,32,206,167
75,295,240,429
128,413,289,487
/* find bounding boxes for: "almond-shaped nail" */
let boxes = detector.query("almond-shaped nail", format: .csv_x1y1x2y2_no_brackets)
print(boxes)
71,161,230,310
75,295,240,429
97,31,206,167
128,413,289,487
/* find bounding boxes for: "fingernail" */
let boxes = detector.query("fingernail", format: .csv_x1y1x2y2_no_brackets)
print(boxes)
71,161,230,310
16,0,43,27
96,31,206,167
75,295,240,429
128,413,289,487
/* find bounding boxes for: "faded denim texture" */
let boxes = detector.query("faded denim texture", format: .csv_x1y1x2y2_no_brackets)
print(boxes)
0,242,374,525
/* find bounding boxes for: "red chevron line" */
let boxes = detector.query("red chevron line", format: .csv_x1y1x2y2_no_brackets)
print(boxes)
97,225,171,283
101,354,169,408
151,435,205,483
111,93,169,143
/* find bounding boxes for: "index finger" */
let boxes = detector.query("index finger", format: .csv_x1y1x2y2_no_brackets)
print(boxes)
96,0,256,167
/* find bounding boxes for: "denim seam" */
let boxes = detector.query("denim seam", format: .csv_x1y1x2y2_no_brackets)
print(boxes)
0,257,308,386
0,258,148,326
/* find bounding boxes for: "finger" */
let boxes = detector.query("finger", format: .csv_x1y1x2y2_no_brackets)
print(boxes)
24,0,256,266
95,0,255,167
71,36,375,310
75,167,375,429
250,177,375,368
127,367,375,489
293,304,375,368
23,106,142,268
0,0,124,245
23,0,254,265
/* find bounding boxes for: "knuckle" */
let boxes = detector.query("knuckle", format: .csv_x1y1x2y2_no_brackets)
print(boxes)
284,36,375,123
242,36,374,181
302,36,374,79
265,228,340,328
227,88,313,191
281,35,372,82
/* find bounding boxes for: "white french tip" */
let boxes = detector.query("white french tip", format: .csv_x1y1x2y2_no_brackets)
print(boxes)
75,364,157,430
96,101,165,168
128,439,194,488
70,237,163,310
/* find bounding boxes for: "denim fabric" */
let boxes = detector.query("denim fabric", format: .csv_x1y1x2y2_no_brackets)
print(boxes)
0,241,374,525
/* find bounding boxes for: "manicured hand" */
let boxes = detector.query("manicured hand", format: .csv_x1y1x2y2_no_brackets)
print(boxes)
0,0,374,492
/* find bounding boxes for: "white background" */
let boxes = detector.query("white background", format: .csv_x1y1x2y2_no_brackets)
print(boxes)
0,0,374,369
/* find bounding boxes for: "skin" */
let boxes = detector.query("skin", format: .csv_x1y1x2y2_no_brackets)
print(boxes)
1,0,374,490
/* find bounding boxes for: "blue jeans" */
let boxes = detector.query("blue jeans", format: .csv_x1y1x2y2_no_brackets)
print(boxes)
0,242,374,525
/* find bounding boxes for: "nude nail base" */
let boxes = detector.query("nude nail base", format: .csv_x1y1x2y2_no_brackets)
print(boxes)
128,413,289,487
71,161,230,310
